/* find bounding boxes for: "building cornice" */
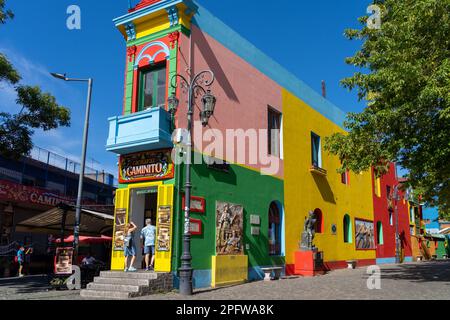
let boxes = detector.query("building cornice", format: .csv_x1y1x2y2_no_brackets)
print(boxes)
113,0,197,27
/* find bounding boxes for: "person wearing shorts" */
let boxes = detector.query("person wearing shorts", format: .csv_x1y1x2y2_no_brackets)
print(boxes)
123,222,137,272
140,219,156,271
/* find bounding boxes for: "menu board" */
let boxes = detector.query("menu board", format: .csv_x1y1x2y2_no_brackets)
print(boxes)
113,208,127,251
55,247,73,275
157,206,172,252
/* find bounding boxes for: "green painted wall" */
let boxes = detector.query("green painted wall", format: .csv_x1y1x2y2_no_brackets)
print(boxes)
172,153,285,272
123,25,183,116
436,240,446,259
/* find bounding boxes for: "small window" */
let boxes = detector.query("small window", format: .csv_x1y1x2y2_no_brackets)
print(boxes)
268,202,282,256
377,221,384,245
374,176,381,197
268,108,282,157
341,161,350,185
139,64,167,112
409,207,415,224
311,132,322,168
314,208,323,233
389,212,393,226
386,185,392,204
343,214,353,243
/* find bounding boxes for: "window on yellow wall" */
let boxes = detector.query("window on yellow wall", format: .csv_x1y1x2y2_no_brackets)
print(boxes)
314,208,323,233
343,214,353,243
340,161,350,185
311,132,322,168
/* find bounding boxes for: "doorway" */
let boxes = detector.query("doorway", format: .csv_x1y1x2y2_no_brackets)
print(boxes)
128,187,158,269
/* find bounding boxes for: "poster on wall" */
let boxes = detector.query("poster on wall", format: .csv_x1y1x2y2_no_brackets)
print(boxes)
355,219,375,250
119,150,174,184
216,201,244,255
182,195,206,213
113,208,127,251
54,247,73,275
190,218,202,235
157,206,172,252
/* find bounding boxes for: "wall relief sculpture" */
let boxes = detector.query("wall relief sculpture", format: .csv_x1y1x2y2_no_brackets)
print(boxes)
216,201,244,255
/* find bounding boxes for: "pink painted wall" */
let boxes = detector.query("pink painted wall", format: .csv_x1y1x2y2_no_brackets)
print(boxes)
176,26,284,178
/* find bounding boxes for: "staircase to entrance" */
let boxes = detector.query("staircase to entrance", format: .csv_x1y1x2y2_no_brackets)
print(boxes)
80,271,173,299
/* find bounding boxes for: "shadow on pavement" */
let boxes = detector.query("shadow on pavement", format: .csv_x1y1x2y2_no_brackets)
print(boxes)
367,261,450,284
0,275,52,294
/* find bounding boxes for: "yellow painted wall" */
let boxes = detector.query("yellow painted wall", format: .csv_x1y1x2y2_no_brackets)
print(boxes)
117,3,193,41
110,181,175,272
282,89,376,265
211,255,248,288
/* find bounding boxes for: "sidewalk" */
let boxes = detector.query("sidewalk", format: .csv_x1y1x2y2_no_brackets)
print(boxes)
0,275,53,298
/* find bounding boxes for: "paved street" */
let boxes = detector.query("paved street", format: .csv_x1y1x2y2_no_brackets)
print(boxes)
1,260,449,300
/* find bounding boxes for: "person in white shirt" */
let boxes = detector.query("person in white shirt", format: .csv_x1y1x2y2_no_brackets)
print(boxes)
140,219,156,271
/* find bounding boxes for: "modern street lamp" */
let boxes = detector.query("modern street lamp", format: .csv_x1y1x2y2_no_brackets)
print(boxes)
50,72,93,264
168,70,216,296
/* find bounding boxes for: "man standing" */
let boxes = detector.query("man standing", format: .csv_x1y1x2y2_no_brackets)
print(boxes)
140,219,156,271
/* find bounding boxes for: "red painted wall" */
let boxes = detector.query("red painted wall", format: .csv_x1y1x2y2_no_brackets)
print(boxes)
372,164,413,260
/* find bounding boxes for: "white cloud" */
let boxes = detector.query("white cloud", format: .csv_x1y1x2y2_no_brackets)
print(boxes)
0,47,51,85
0,45,116,179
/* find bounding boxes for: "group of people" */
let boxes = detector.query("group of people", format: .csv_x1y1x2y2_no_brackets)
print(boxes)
123,219,156,272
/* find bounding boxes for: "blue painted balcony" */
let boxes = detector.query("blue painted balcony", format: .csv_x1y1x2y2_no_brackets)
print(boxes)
106,107,173,155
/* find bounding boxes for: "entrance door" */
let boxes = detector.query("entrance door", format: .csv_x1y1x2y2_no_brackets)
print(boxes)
110,183,174,272
128,188,158,269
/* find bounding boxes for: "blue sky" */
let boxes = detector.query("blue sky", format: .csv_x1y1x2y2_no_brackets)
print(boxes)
0,0,370,177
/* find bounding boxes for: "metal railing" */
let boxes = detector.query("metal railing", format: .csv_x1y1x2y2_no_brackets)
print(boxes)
29,147,118,186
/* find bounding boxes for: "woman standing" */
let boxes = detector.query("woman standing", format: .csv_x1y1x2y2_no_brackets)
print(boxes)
124,221,137,272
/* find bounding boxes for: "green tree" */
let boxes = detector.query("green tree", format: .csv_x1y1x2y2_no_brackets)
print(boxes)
324,0,450,218
0,0,70,159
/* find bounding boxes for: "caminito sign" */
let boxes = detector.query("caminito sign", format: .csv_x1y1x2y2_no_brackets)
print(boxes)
119,149,174,183
0,179,75,207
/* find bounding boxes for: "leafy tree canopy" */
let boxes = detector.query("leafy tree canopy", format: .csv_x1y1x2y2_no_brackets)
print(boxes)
324,0,450,219
0,1,71,159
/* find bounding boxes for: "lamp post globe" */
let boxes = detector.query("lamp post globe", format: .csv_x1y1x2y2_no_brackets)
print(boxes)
168,93,179,115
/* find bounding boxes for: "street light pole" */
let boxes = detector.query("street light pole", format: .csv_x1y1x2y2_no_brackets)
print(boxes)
50,73,93,264
394,184,401,264
168,70,216,296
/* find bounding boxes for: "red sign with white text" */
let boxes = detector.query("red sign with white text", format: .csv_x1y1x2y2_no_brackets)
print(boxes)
0,179,75,207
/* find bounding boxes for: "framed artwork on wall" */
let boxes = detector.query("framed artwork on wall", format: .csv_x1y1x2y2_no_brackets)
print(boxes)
354,218,376,250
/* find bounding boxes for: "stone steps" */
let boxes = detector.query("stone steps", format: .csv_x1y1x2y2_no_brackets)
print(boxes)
94,277,151,286
100,271,158,280
80,289,135,299
87,283,141,293
80,271,173,300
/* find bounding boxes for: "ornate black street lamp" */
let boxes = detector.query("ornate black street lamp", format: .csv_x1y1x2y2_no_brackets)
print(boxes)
168,70,216,296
